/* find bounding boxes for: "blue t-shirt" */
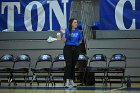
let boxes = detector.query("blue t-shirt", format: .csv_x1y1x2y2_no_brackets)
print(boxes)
65,29,83,46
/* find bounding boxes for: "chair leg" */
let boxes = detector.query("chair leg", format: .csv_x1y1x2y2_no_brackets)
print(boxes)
104,72,108,86
8,78,11,86
109,79,111,87
81,69,87,86
45,76,48,86
10,75,17,86
102,78,105,86
24,75,28,86
13,78,17,86
49,73,55,86
82,70,88,86
103,72,106,86
8,73,13,86
24,76,26,86
121,77,125,87
36,78,39,86
30,75,34,86
30,74,36,86
50,76,54,86
105,76,108,86
34,75,39,86
30,73,39,86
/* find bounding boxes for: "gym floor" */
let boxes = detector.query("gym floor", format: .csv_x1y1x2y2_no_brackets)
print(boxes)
0,83,140,93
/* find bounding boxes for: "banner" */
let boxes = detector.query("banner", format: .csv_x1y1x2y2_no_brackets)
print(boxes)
100,0,140,30
0,0,72,32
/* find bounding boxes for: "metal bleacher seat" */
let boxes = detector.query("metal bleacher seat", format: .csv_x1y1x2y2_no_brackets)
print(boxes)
85,54,107,86
107,54,126,87
0,54,14,86
12,54,31,86
51,54,65,85
31,54,53,86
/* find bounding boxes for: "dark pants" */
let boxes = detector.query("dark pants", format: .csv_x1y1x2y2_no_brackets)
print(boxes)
63,45,79,80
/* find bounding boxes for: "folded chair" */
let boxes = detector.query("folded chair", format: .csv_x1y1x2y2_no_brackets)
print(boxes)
0,54,14,86
75,54,88,85
12,54,31,86
85,54,107,86
51,54,65,85
107,54,126,87
31,54,53,86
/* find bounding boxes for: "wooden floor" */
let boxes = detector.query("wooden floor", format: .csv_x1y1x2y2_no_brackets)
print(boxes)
0,83,140,93
0,88,139,93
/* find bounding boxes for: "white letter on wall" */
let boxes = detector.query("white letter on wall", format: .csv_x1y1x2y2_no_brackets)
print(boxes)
115,0,136,30
24,1,45,31
47,0,68,30
1,2,20,31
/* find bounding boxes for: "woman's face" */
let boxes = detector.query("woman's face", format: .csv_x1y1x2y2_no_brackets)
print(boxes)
72,19,78,29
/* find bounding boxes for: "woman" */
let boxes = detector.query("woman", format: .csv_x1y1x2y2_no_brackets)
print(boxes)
61,18,83,87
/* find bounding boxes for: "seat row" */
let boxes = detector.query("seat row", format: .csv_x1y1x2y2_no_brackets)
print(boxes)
0,53,126,87
0,54,30,86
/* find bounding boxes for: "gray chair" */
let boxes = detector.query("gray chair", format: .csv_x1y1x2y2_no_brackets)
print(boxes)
0,54,14,86
12,54,31,86
107,54,126,87
51,54,65,85
85,54,107,86
31,54,53,86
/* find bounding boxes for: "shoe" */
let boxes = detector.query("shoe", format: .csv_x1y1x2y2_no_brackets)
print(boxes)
69,80,77,87
65,82,70,88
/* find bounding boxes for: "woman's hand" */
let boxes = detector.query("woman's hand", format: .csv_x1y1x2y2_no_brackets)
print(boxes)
61,35,66,42
60,28,66,42
60,28,65,34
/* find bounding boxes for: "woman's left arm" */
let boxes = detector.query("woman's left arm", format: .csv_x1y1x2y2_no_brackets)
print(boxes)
79,31,84,44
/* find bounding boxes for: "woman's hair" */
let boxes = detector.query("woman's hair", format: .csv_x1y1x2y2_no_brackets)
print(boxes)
68,18,77,34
